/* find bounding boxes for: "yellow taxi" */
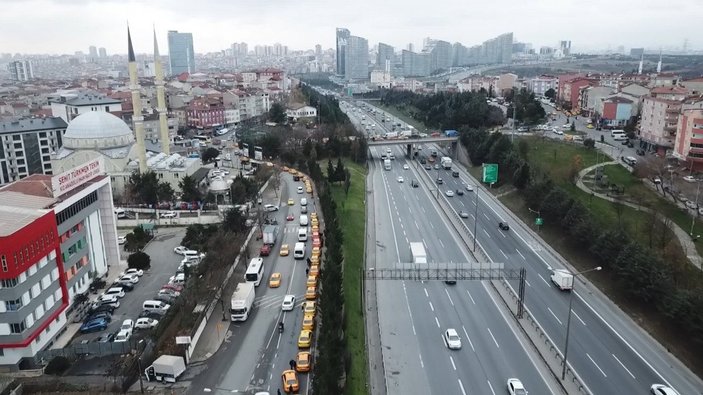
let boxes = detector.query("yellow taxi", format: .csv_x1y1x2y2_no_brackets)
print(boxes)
310,255,320,266
302,301,316,316
311,225,319,234
306,187,312,194
309,265,320,278
298,329,312,348
269,272,281,288
280,244,289,256
296,351,312,373
305,286,317,300
281,369,299,393
287,199,294,206
310,212,317,219
586,124,594,129
282,166,290,172
311,246,321,257
306,275,317,288
312,238,321,248
302,313,315,330
311,218,319,227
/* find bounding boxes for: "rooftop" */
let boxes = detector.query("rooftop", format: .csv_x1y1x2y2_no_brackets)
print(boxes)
0,117,67,134
49,90,121,106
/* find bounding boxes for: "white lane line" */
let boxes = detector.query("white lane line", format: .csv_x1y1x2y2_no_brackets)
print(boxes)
486,327,500,348
460,200,465,206
500,249,507,259
587,353,608,377
439,239,445,248
414,220,420,230
483,213,490,220
444,288,454,306
466,289,476,305
525,280,532,287
458,379,467,395
399,221,404,229
449,355,456,371
421,206,426,213
402,281,417,336
462,326,475,352
573,311,586,326
487,380,496,395
430,222,435,229
419,353,424,368
483,228,491,238
516,249,526,260
547,307,563,325
424,288,429,297
429,301,435,312
613,354,636,379
538,273,550,286
435,316,441,328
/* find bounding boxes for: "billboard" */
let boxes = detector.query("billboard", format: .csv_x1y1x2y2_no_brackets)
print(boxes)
254,146,263,161
241,143,250,157
51,158,105,197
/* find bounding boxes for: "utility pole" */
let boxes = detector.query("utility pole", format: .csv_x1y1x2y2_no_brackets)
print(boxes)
473,186,480,252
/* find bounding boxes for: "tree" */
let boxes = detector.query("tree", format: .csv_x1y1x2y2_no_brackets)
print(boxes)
583,138,596,149
545,88,556,100
128,251,151,270
570,122,576,132
179,175,201,203
326,159,336,183
334,158,346,185
129,171,175,206
269,102,287,124
223,208,247,233
201,147,220,163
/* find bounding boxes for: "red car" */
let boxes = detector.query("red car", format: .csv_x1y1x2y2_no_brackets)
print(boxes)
287,214,295,221
431,132,441,137
260,245,272,256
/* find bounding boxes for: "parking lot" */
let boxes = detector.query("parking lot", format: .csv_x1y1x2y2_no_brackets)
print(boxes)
71,228,187,345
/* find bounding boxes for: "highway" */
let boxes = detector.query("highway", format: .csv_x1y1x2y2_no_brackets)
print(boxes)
188,173,314,395
369,143,557,395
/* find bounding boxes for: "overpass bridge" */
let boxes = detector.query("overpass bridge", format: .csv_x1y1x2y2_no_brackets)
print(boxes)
367,136,460,159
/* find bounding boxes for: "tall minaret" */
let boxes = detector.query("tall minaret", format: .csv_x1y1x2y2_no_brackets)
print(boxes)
153,29,170,155
638,53,644,75
656,50,662,73
128,27,148,173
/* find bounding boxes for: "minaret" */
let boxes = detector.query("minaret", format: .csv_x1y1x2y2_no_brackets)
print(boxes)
153,29,170,155
656,50,662,73
128,27,148,173
638,53,644,75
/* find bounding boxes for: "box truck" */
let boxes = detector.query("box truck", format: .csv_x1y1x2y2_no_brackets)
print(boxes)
231,282,256,321
145,355,186,383
262,225,278,245
410,242,427,264
384,159,392,171
441,157,453,169
550,269,574,291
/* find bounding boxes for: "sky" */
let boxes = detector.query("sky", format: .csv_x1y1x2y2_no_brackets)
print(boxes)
1,0,701,55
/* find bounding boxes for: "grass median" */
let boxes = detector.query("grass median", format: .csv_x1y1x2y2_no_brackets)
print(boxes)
329,160,368,395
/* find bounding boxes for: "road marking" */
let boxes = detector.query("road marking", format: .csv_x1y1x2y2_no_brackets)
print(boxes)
402,281,417,336
483,229,491,238
587,353,608,377
439,239,445,248
429,301,435,312
449,355,456,371
466,289,476,305
500,249,507,259
458,379,467,395
547,307,563,325
612,353,636,379
573,311,586,326
414,220,420,230
419,353,424,368
424,288,429,297
462,326,475,352
525,280,531,287
538,273,550,286
460,200,465,206
486,327,500,348
483,213,490,220
421,206,426,213
435,316,441,328
429,222,434,229
516,249,526,260
444,288,454,306
487,379,496,395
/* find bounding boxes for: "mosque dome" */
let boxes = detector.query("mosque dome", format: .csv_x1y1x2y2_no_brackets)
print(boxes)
63,111,135,150
210,179,229,192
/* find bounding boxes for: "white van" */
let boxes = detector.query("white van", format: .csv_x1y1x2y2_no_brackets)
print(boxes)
611,130,627,140
300,198,308,206
299,215,309,226
143,300,171,313
294,242,306,259
183,250,202,261
114,208,126,219
298,227,308,242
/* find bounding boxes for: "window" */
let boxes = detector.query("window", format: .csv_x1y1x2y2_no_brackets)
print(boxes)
10,322,25,334
5,298,22,311
1,278,17,288
1,255,6,272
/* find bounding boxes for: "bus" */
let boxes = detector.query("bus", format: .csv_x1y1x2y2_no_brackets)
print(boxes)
193,135,212,144
245,258,265,286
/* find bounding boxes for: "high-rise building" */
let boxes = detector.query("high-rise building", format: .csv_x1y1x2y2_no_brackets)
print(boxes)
344,35,369,80
98,47,107,58
377,43,394,69
167,30,195,75
336,28,350,75
88,46,98,61
407,43,414,52
559,40,571,56
7,61,34,81
401,50,430,77
424,39,452,73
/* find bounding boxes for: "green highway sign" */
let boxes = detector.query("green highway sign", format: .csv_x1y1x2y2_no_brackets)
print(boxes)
536,218,544,226
483,163,498,184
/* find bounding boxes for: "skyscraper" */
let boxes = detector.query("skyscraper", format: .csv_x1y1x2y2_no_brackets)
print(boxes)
88,45,98,60
336,28,350,75
98,47,107,58
167,30,195,75
7,60,34,81
559,40,571,56
344,35,369,80
377,43,394,69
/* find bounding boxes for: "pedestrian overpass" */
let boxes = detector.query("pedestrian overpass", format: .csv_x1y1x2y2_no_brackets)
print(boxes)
368,136,459,159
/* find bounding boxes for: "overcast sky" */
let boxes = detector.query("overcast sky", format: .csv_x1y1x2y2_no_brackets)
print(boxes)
2,0,700,55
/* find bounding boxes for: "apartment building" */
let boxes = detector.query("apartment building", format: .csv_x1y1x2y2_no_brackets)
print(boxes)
673,101,703,169
526,75,558,97
0,118,67,187
48,90,122,123
186,97,225,129
0,160,118,370
640,86,690,153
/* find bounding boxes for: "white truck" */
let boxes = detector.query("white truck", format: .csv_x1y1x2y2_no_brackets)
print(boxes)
384,131,398,139
550,269,574,291
399,130,412,139
410,242,427,264
262,225,278,245
230,282,256,321
441,157,453,169
384,159,392,171
145,355,186,383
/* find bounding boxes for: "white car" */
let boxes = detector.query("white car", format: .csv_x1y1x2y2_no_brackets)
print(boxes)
397,176,404,183
104,287,125,299
120,319,134,335
465,184,474,191
264,204,279,212
403,164,409,170
282,295,296,311
650,384,680,395
117,236,126,245
442,328,462,350
123,268,143,277
135,317,159,329
96,295,120,308
114,329,131,343
445,190,455,197
686,201,697,209
459,211,469,218
119,274,139,284
683,175,696,183
160,211,177,218
507,378,527,395
553,129,564,135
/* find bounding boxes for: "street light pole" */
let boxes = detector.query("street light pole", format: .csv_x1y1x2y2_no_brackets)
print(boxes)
691,179,701,236
473,186,479,252
137,339,145,394
562,266,602,381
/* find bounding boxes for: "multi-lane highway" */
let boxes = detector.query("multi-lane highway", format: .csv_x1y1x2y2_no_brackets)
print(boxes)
188,173,315,395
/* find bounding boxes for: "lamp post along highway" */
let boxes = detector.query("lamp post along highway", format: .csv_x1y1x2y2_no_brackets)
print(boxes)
473,186,480,252
562,266,602,381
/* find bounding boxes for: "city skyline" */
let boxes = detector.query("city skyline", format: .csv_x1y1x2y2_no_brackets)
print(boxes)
1,0,701,55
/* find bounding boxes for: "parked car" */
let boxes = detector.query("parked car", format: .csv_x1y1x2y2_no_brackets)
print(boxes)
135,317,159,329
122,268,144,277
89,304,116,315
112,280,134,291
139,310,166,320
119,274,139,284
114,329,131,343
93,333,115,343
85,311,112,323
80,317,109,333
120,319,134,336
264,204,279,212
117,236,126,245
